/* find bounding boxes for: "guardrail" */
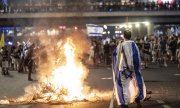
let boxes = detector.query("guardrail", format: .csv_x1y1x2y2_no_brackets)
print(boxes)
1,11,180,19
1,3,180,14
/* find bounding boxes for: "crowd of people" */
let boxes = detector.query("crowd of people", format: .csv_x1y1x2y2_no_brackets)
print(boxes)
1,0,180,13
0,42,36,81
0,34,180,81
89,36,180,68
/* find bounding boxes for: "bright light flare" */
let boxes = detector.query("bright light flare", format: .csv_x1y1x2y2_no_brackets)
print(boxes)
0,37,112,105
135,23,140,28
128,24,132,28
50,39,86,101
143,21,150,26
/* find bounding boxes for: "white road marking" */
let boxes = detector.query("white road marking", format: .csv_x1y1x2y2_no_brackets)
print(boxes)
162,105,171,108
156,100,165,104
107,67,111,70
156,100,171,108
101,77,112,80
174,74,180,76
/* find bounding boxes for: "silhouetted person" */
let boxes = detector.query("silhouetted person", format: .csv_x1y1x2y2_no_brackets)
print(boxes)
24,44,35,81
1,46,10,76
103,41,110,65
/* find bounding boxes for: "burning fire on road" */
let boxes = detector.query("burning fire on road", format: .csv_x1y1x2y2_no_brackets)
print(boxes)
0,33,111,105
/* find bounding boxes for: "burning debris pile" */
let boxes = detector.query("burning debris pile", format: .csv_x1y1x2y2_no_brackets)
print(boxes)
0,81,110,105
0,83,69,105
0,36,111,105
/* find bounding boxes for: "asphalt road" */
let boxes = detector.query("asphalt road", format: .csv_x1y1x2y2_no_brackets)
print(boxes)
0,62,180,108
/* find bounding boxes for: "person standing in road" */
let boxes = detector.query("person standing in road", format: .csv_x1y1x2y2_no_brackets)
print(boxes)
112,30,146,108
159,36,168,67
177,37,180,68
24,44,35,81
103,41,111,65
142,38,151,68
169,37,177,62
1,46,10,76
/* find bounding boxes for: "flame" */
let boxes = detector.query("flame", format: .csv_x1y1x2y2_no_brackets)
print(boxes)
0,37,111,105
49,39,86,101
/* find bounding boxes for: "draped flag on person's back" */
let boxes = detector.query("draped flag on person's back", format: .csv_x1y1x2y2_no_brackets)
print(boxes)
0,32,5,48
112,40,146,105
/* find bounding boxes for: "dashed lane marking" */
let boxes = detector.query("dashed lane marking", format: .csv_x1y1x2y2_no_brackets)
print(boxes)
101,77,112,80
156,100,165,104
162,105,172,108
156,100,171,108
174,74,180,76
107,67,111,70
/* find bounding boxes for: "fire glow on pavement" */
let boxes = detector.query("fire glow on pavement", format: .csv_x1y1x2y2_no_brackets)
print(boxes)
0,36,111,105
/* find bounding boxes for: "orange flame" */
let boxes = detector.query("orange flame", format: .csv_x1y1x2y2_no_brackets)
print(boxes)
49,38,86,101
0,36,111,105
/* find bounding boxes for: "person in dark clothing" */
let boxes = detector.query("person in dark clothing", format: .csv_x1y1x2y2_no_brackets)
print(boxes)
13,46,21,71
152,38,159,63
18,45,24,73
110,40,117,54
24,44,35,81
142,38,151,68
136,39,143,50
177,37,180,68
169,37,177,62
103,41,110,65
136,38,144,64
159,36,168,67
93,41,100,65
1,46,10,76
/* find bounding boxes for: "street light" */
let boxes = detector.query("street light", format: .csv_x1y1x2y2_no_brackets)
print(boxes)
104,25,107,29
119,25,123,28
135,23,140,28
143,21,150,36
143,21,150,26
128,24,132,28
122,25,127,28
115,31,119,33
107,31,110,34
74,26,78,30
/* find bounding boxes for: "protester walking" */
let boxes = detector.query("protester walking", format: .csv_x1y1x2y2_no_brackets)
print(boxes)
112,30,146,108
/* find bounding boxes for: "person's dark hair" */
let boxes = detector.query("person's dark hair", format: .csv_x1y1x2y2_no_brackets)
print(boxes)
124,30,131,40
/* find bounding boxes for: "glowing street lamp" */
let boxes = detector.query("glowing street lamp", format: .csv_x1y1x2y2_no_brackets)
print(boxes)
103,31,106,34
119,25,123,28
143,21,149,26
143,21,150,36
103,25,107,29
122,25,127,28
62,26,66,29
115,31,119,33
107,31,110,34
74,26,78,30
135,23,140,28
128,24,132,28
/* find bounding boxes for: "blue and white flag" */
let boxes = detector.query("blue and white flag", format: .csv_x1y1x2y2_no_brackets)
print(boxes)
112,40,146,105
86,24,103,37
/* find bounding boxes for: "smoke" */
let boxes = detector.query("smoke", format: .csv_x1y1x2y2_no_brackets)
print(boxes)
0,0,114,104
33,30,91,81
